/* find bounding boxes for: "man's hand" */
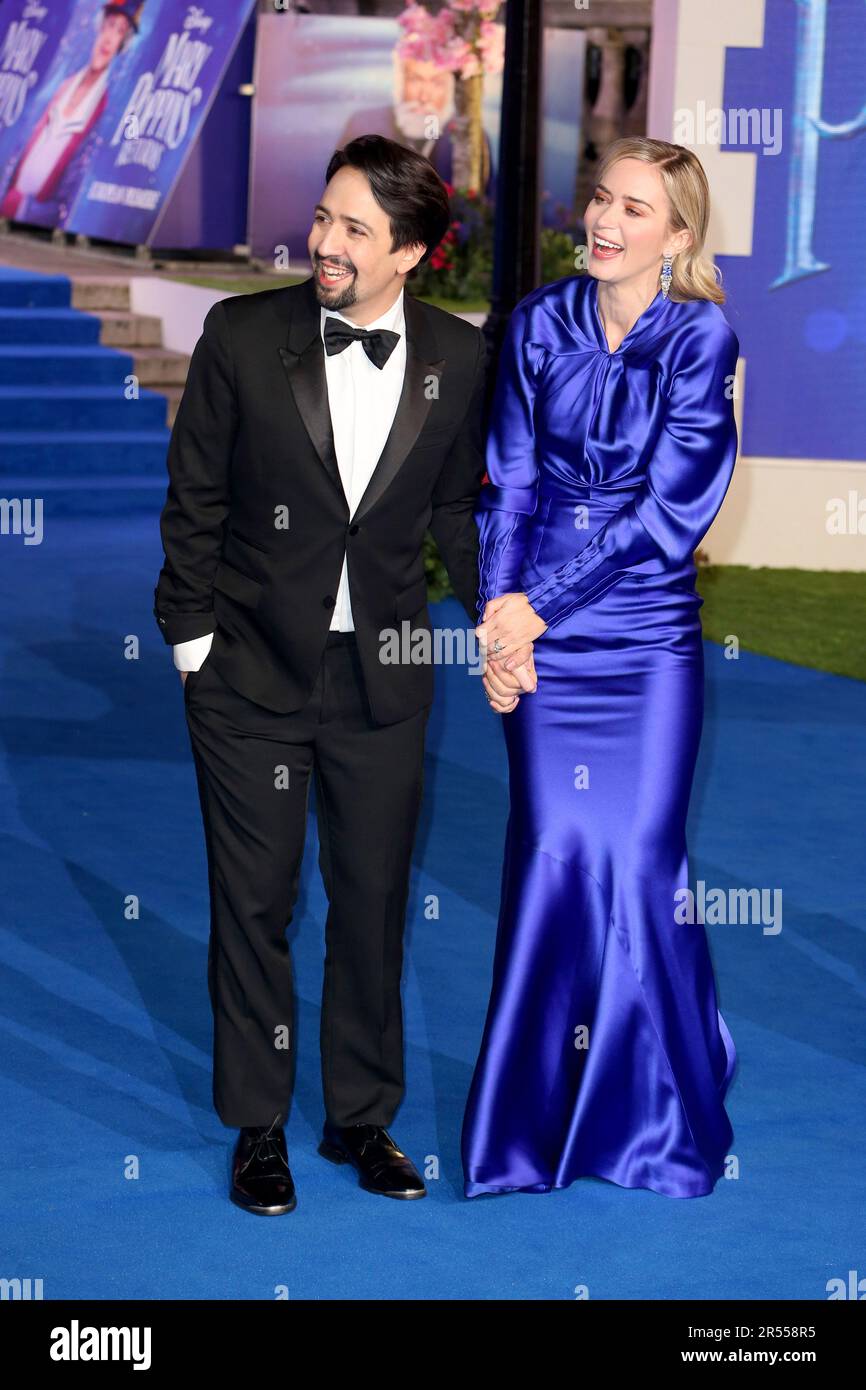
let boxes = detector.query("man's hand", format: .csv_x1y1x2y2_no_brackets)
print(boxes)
477,592,547,666
483,649,537,714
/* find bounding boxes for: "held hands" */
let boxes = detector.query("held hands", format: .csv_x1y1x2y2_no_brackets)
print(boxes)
477,593,548,715
484,648,537,713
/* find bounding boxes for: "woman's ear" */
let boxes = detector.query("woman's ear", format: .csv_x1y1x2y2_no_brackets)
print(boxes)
665,228,693,259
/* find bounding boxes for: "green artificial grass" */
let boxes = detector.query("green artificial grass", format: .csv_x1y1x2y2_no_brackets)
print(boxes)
696,565,865,682
166,274,490,314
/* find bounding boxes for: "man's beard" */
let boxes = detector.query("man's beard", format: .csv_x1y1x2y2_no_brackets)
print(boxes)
394,99,441,143
312,257,358,312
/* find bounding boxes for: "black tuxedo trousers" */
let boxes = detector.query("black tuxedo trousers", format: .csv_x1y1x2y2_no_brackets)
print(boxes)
185,630,429,1130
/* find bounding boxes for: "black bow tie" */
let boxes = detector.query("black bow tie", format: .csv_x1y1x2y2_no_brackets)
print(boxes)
323,315,400,370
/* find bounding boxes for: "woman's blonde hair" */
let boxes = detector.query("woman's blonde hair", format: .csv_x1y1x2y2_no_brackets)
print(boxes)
593,137,725,304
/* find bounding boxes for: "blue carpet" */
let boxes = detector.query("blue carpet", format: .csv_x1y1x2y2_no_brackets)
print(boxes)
1,270,863,1300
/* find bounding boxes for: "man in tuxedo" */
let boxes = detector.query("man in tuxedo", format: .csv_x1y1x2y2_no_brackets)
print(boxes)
153,134,529,1214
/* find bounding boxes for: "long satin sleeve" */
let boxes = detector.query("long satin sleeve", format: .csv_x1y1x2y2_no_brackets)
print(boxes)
524,318,740,629
475,302,542,619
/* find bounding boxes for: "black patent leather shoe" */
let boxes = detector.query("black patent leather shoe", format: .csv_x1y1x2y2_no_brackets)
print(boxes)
318,1121,427,1199
230,1112,296,1215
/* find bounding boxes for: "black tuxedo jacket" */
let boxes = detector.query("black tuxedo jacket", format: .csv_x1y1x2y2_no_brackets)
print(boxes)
153,275,487,725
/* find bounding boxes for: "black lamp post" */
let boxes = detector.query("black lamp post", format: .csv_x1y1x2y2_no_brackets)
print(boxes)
481,0,543,430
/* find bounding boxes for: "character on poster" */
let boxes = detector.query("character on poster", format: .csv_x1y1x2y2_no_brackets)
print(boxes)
0,1,142,222
337,45,495,199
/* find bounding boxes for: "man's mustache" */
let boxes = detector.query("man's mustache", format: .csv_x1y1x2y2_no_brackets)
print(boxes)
315,256,355,273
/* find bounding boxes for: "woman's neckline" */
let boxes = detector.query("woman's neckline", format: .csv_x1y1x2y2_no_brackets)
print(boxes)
589,274,665,356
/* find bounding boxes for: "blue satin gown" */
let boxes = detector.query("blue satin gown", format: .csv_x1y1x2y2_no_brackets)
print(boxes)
461,272,740,1199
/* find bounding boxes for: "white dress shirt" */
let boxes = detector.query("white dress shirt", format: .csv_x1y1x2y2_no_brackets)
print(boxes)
173,286,407,672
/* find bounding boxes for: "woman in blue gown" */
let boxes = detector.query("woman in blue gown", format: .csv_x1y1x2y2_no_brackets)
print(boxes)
461,139,739,1199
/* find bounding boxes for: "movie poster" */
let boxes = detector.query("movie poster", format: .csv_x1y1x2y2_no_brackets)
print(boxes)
0,0,255,245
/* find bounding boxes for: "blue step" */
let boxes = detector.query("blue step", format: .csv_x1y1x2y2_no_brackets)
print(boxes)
0,386,167,430
0,270,170,511
0,308,102,344
0,267,71,308
0,430,170,474
0,346,134,385
0,472,167,517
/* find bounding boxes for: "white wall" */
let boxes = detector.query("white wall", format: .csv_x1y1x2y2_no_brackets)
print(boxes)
129,277,239,355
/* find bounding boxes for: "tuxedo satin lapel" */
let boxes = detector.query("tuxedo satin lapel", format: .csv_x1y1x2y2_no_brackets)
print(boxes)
353,291,445,524
277,276,347,507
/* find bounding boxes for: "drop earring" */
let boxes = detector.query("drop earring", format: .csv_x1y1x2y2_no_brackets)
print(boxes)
660,254,673,299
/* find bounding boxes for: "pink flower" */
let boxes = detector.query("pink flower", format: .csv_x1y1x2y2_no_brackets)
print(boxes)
397,0,503,76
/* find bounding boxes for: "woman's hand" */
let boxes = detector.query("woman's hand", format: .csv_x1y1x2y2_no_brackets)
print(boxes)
477,593,548,666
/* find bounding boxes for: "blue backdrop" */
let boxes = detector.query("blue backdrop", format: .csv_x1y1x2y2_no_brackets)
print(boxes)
717,0,866,462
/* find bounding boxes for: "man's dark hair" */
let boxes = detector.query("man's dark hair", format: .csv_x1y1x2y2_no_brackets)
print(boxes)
324,135,451,270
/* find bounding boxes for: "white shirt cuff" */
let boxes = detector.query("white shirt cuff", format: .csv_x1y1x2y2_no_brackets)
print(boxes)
173,633,214,672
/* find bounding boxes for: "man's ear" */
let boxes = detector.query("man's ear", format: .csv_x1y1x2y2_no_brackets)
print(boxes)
400,241,427,275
